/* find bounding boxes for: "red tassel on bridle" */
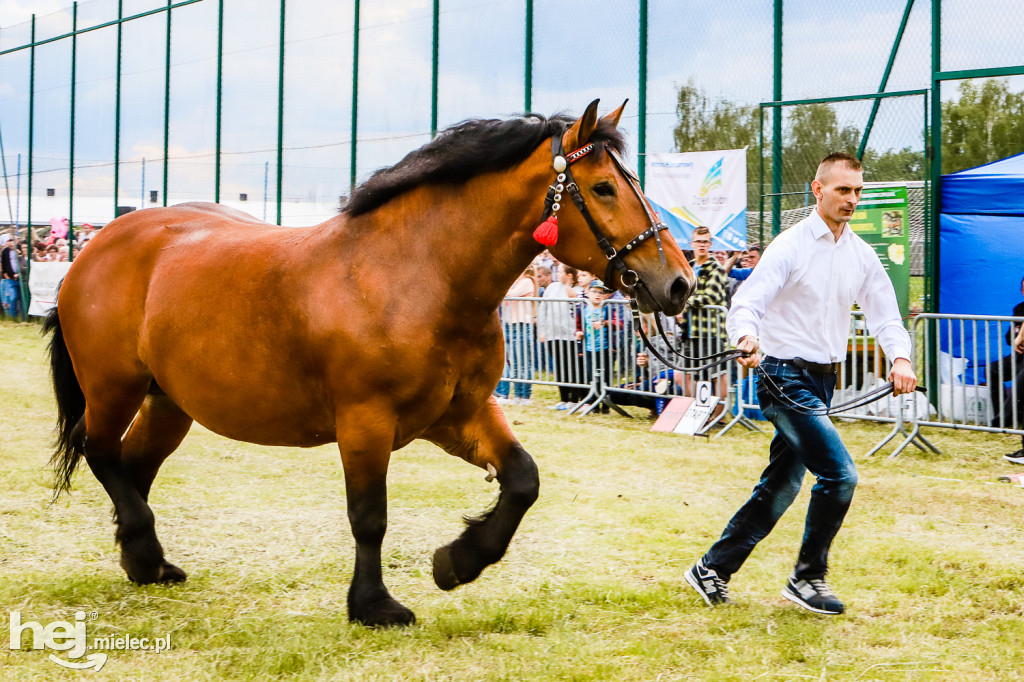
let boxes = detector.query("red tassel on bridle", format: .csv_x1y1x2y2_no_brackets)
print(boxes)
533,215,559,246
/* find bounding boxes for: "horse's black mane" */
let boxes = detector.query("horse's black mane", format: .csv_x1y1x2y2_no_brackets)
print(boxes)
343,113,625,217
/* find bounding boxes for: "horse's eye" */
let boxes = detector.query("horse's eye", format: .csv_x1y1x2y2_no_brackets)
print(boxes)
592,183,616,198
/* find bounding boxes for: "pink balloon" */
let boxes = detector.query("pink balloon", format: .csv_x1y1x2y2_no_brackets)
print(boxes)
49,217,69,240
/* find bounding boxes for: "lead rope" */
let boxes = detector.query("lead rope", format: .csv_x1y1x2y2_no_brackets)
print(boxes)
539,129,909,416
627,296,746,373
753,366,902,417
629,289,910,416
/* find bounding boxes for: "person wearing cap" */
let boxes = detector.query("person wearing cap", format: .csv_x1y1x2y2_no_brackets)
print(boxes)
685,152,917,616
77,223,96,248
574,279,619,411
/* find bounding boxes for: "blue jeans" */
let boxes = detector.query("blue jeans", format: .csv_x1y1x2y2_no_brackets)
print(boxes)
702,357,858,581
496,323,533,399
1,279,21,320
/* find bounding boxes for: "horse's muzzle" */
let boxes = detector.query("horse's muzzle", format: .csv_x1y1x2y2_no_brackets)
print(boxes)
668,275,693,314
635,274,692,316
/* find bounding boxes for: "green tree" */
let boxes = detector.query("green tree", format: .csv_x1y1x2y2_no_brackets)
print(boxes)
861,147,924,182
673,80,757,152
672,80,761,208
781,103,860,202
941,79,1024,174
671,83,935,216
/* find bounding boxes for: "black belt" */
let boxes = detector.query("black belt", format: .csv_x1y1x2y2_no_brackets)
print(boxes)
765,356,838,375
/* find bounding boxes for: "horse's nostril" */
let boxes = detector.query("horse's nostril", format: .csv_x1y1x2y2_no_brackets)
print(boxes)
669,276,691,308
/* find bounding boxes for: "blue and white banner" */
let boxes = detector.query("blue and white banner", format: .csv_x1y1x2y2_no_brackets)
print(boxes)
645,149,747,251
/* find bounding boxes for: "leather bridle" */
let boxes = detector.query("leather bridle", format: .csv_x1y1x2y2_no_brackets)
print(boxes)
542,132,745,374
541,131,908,412
539,133,669,292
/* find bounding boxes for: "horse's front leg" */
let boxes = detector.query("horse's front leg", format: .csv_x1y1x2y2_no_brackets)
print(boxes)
427,397,540,591
336,407,415,627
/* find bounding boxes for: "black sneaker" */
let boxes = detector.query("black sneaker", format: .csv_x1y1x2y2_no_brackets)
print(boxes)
782,576,844,615
1004,449,1024,464
685,559,731,606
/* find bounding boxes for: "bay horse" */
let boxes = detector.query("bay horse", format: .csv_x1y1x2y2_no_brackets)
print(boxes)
44,100,694,626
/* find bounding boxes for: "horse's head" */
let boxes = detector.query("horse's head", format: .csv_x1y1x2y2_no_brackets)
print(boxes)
540,100,693,315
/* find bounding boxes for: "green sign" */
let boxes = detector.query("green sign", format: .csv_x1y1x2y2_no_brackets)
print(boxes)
849,185,910,318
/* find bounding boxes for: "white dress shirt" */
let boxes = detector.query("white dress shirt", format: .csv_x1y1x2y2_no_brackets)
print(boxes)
726,209,912,365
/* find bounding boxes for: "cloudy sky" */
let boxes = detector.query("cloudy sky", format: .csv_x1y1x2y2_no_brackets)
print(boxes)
1,0,1022,224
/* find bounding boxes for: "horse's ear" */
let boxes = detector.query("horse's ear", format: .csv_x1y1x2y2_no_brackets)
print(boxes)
563,99,600,151
601,99,629,128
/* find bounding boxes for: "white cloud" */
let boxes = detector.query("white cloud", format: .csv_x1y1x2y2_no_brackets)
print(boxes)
4,0,1024,217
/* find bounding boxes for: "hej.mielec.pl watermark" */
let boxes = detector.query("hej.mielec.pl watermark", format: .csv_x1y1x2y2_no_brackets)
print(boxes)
9,610,171,672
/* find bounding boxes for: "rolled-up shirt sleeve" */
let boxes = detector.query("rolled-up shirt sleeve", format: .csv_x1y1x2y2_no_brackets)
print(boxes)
856,254,912,362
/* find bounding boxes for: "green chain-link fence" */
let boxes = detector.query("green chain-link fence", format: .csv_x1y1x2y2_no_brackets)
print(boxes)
1,0,1024,311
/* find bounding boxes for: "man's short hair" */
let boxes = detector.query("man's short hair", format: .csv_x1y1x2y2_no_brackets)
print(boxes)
692,225,711,238
816,152,862,182
536,265,551,276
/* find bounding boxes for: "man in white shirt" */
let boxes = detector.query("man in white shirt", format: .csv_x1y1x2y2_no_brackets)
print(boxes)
685,152,917,616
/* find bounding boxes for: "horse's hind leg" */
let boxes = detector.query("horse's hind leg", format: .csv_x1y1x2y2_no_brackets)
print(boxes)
117,393,195,581
122,394,194,501
83,382,185,584
427,399,539,591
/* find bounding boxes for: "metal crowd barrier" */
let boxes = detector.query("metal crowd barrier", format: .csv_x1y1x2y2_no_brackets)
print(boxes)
498,299,1024,455
497,297,735,434
876,313,1024,458
718,309,904,438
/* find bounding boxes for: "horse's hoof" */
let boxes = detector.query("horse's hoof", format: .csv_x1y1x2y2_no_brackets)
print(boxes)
348,597,416,627
122,558,186,585
157,562,187,583
121,558,161,585
432,545,461,591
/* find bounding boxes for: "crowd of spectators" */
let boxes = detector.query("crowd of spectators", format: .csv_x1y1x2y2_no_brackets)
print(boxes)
493,238,764,414
28,219,97,262
1,220,100,320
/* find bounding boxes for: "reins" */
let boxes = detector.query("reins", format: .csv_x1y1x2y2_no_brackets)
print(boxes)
752,367,908,417
540,131,907,417
627,295,747,373
538,132,744,375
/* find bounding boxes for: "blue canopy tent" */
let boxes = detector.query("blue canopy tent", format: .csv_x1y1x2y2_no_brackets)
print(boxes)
940,152,1024,383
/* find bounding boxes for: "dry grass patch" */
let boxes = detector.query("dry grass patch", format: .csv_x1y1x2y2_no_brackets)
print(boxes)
2,319,1023,680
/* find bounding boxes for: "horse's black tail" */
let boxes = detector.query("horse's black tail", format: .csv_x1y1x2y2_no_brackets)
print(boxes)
42,304,87,502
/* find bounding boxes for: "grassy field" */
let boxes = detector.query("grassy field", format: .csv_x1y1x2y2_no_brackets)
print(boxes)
2,319,1023,681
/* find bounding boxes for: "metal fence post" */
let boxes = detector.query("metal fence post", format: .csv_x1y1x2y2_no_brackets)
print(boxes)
162,0,171,207
26,15,35,267
113,0,123,217
68,2,77,260
275,0,286,225
638,0,647,189
771,0,782,238
858,0,916,160
215,0,223,203
349,0,360,194
430,0,439,139
524,0,532,112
